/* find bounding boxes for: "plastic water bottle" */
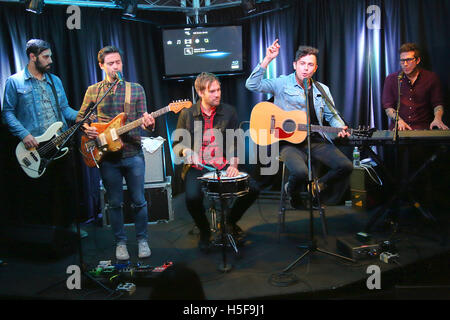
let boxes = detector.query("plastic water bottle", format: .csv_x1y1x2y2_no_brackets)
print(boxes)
353,147,360,168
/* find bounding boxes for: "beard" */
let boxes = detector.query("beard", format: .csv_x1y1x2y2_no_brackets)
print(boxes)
207,97,221,107
35,59,52,74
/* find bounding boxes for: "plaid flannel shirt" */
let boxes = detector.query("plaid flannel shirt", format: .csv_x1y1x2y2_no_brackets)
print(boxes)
77,80,147,159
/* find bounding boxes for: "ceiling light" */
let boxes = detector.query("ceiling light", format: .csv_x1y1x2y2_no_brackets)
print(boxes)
123,0,138,18
241,0,257,15
26,0,45,14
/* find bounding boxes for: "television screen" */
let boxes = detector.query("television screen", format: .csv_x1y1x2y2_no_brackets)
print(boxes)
162,25,243,78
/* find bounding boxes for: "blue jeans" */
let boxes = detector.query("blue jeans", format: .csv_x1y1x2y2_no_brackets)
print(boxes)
100,154,148,245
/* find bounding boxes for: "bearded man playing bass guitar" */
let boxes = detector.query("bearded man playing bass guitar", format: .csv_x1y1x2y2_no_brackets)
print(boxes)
2,39,80,230
246,41,353,209
78,46,155,261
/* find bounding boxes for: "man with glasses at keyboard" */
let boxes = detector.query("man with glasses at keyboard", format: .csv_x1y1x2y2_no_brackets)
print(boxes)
382,42,448,130
381,43,448,211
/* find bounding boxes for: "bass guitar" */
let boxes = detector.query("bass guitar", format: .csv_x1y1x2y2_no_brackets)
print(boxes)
80,100,192,167
16,103,95,178
249,102,374,146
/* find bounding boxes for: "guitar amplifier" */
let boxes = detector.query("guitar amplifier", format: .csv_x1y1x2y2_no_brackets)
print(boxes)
142,137,166,184
101,177,174,226
121,137,167,185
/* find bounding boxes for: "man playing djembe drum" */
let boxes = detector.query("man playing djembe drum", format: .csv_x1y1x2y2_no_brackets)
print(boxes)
172,72,259,252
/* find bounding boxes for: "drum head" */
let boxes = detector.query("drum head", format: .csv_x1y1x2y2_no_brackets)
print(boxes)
199,171,250,199
201,171,248,180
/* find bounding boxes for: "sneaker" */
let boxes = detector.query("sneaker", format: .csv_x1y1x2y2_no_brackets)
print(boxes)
284,182,289,195
285,182,305,209
138,241,151,259
116,244,130,260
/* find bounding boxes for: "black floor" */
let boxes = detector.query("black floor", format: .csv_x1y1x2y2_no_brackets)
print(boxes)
0,193,449,301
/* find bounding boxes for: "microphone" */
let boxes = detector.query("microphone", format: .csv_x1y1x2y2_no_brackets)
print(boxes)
84,101,96,124
114,71,123,81
303,78,309,90
397,71,403,80
199,163,216,172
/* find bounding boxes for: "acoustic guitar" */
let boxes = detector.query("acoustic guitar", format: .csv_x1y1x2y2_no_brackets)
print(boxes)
249,102,374,146
80,100,192,167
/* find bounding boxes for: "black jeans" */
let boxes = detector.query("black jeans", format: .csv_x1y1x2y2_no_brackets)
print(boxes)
280,139,353,193
7,147,77,227
184,166,260,235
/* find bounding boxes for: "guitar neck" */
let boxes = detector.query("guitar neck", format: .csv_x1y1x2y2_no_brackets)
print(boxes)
52,122,82,147
53,103,96,147
298,124,351,135
116,105,170,136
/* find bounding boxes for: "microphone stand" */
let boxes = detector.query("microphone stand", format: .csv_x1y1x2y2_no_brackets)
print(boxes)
364,74,404,232
74,75,122,267
281,79,355,275
81,76,122,168
69,75,123,295
390,72,403,230
34,79,121,297
196,162,237,272
215,168,233,272
364,72,439,234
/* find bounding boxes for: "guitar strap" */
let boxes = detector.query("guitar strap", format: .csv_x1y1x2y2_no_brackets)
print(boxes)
46,73,64,123
124,81,131,115
312,79,349,127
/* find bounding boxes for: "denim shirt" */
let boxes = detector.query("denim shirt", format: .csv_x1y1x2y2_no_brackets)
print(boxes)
2,67,78,140
245,64,345,141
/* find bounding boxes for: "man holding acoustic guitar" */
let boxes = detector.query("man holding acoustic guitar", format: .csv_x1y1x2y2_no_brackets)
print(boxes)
78,46,155,261
246,40,353,209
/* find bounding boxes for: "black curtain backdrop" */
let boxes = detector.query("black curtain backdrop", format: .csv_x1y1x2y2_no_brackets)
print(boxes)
1,0,449,221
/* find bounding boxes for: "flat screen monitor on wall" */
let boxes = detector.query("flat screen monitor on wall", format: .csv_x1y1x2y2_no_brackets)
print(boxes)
162,25,243,79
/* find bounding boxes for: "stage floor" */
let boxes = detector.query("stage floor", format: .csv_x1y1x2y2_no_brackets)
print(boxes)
0,193,449,301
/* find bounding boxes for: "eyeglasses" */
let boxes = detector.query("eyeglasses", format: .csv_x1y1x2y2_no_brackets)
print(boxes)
399,57,416,64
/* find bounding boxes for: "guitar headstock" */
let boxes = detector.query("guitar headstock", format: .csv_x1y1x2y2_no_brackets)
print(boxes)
352,126,376,138
169,100,193,114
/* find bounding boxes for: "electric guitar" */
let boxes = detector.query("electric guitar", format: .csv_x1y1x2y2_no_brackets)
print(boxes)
249,102,374,146
80,100,192,167
16,103,96,178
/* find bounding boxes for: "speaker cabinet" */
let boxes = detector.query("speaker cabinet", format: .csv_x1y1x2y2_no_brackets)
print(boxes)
350,167,381,209
101,178,174,226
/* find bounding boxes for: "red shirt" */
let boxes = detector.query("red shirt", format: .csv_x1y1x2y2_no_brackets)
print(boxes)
193,105,227,170
382,69,444,130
